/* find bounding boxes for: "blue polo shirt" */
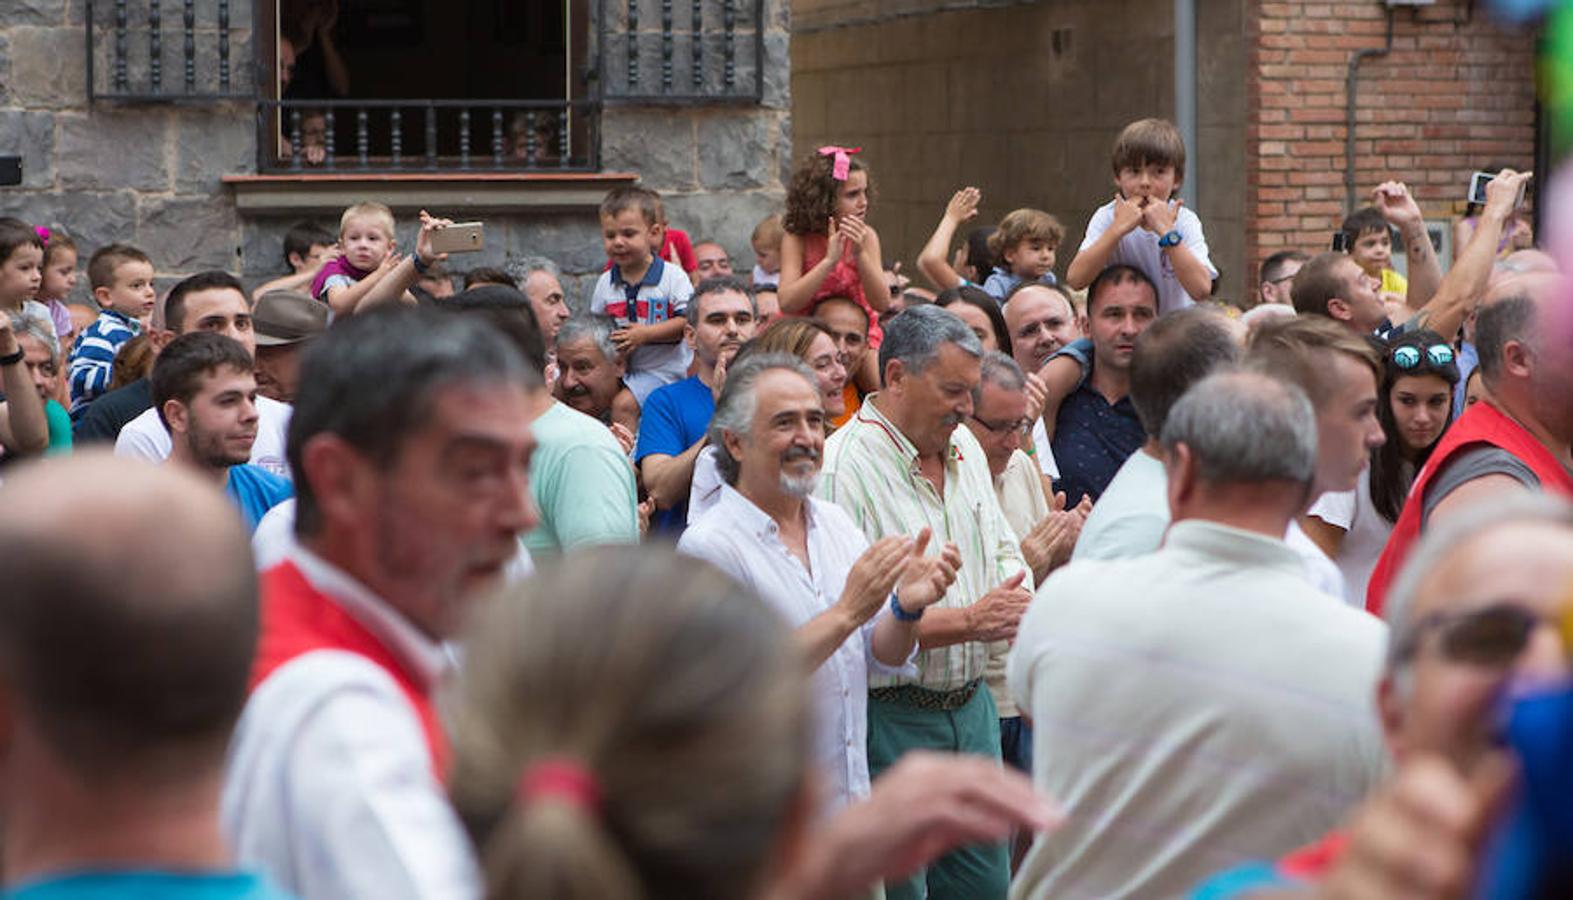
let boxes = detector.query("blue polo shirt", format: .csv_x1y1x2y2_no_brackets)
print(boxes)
226,464,294,533
1050,381,1146,509
635,375,714,534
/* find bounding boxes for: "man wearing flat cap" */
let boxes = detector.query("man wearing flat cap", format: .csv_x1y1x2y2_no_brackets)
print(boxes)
253,290,329,404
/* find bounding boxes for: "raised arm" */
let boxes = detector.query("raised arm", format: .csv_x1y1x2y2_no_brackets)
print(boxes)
0,315,48,456
1371,180,1442,311
1408,170,1532,340
1066,194,1143,290
847,218,891,313
917,188,981,292
778,225,843,315
353,211,454,313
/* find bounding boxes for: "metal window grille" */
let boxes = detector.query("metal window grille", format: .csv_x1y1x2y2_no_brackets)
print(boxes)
86,0,251,101
597,0,764,103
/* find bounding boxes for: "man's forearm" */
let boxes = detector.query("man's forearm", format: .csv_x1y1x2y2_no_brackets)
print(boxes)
915,606,974,649
640,437,706,509
870,613,920,667
1412,209,1507,340
1399,222,1442,310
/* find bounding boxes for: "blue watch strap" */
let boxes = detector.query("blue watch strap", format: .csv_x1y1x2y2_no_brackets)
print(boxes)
889,592,923,622
1160,229,1183,248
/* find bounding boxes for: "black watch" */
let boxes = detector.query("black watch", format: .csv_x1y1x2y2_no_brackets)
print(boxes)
0,347,23,367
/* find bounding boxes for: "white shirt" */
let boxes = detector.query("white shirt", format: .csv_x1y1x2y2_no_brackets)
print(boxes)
686,445,724,525
1008,520,1388,900
1073,448,1170,561
1307,470,1395,606
1078,200,1217,314
116,395,293,478
251,498,536,581
1285,518,1350,604
989,449,1051,718
1030,418,1061,480
678,484,915,815
221,546,480,900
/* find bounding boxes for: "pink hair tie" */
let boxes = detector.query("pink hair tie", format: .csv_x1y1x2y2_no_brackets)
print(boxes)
34,226,49,246
516,757,602,816
817,145,862,182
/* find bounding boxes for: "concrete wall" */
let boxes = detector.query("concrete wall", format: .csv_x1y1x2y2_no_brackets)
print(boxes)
1248,0,1537,293
792,0,1251,301
0,0,792,309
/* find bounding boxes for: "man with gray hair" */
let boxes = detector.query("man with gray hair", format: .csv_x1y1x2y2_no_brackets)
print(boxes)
817,303,1035,900
554,314,641,437
1009,371,1388,899
1196,496,1573,897
678,352,958,816
509,256,571,348
1367,273,1573,613
0,306,58,458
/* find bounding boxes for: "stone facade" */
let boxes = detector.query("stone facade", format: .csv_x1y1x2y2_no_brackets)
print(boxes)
0,0,792,308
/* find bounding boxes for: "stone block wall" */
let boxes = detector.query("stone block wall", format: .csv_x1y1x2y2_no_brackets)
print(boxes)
0,0,792,310
1249,0,1537,289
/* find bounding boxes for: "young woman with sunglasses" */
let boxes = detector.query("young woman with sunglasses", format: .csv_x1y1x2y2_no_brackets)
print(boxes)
1304,329,1460,602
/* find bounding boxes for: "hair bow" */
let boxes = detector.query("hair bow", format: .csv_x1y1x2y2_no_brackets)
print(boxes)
34,226,49,246
818,145,862,182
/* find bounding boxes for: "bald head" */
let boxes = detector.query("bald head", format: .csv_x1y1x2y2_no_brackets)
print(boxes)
0,453,258,784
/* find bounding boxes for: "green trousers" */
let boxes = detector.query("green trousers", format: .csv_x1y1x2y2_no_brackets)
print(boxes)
867,686,1010,900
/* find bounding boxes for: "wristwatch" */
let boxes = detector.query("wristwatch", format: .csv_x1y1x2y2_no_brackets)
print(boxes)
1159,230,1184,248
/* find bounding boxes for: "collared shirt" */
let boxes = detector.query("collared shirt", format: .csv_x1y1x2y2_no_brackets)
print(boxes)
678,484,916,815
1050,381,1146,509
67,307,141,417
1073,448,1170,561
588,257,694,404
221,546,479,900
116,396,293,478
989,448,1051,717
817,394,1031,692
1008,520,1388,900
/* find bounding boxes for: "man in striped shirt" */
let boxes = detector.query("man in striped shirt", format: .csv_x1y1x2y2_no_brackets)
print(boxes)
67,244,156,418
816,304,1034,900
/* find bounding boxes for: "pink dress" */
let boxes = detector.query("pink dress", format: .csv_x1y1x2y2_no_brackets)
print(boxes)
798,232,883,347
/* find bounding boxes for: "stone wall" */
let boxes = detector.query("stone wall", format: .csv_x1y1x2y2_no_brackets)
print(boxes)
0,0,792,309
1248,0,1537,290
791,0,1252,301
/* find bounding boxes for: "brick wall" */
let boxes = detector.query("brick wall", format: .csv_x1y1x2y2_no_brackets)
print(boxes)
1249,0,1537,292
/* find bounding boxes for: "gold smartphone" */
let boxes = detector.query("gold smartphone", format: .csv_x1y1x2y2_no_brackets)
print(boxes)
430,221,484,254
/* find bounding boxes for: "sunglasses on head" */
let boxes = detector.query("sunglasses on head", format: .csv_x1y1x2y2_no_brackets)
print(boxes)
1395,603,1547,668
1391,343,1455,370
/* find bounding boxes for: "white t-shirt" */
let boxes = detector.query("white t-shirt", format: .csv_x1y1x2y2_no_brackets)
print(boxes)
1073,449,1170,561
1030,418,1061,481
1285,517,1350,605
1078,200,1217,314
115,395,293,478
1307,470,1394,608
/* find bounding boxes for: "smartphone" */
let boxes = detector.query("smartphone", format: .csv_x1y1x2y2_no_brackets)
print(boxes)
1469,171,1527,208
430,222,484,254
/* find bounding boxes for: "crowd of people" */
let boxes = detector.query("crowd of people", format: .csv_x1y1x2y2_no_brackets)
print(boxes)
0,114,1571,899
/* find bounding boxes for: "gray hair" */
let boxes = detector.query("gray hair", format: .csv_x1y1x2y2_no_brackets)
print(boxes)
506,255,561,285
709,352,818,486
1474,293,1536,387
555,314,619,363
878,304,983,382
686,275,757,326
8,305,58,359
1161,371,1317,486
975,351,1026,405
1384,495,1573,676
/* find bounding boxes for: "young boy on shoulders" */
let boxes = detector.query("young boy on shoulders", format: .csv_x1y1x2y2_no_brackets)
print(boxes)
1066,118,1216,313
589,186,694,406
67,244,157,418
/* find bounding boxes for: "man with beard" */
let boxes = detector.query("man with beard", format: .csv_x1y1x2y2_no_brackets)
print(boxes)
678,352,960,816
152,332,292,532
636,275,759,533
223,308,540,898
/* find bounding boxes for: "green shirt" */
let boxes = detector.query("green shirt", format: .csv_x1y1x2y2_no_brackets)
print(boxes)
816,393,1031,691
45,398,72,455
520,402,639,555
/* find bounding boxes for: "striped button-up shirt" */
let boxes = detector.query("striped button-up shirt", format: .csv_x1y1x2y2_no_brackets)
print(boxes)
67,308,141,417
816,393,1031,692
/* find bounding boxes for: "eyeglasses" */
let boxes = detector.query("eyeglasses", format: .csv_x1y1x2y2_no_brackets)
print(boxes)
1393,603,1551,668
970,414,1032,436
1392,343,1455,369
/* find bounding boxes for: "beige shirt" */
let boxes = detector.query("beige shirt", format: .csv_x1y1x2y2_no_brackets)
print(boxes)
987,449,1051,717
1008,520,1388,899
817,394,1031,692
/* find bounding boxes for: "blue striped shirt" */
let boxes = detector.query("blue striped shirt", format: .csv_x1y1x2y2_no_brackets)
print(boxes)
68,308,141,418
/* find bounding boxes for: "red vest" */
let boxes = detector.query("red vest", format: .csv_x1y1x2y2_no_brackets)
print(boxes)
253,560,449,777
1366,401,1573,616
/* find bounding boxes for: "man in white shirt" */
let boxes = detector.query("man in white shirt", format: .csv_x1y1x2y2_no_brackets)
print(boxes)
222,308,542,899
678,352,958,815
1009,371,1388,899
115,272,292,478
1074,306,1240,560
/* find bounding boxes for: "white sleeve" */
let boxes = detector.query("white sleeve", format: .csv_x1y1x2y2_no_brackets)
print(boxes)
114,412,169,461
1078,203,1116,252
1308,488,1357,531
1177,207,1218,277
